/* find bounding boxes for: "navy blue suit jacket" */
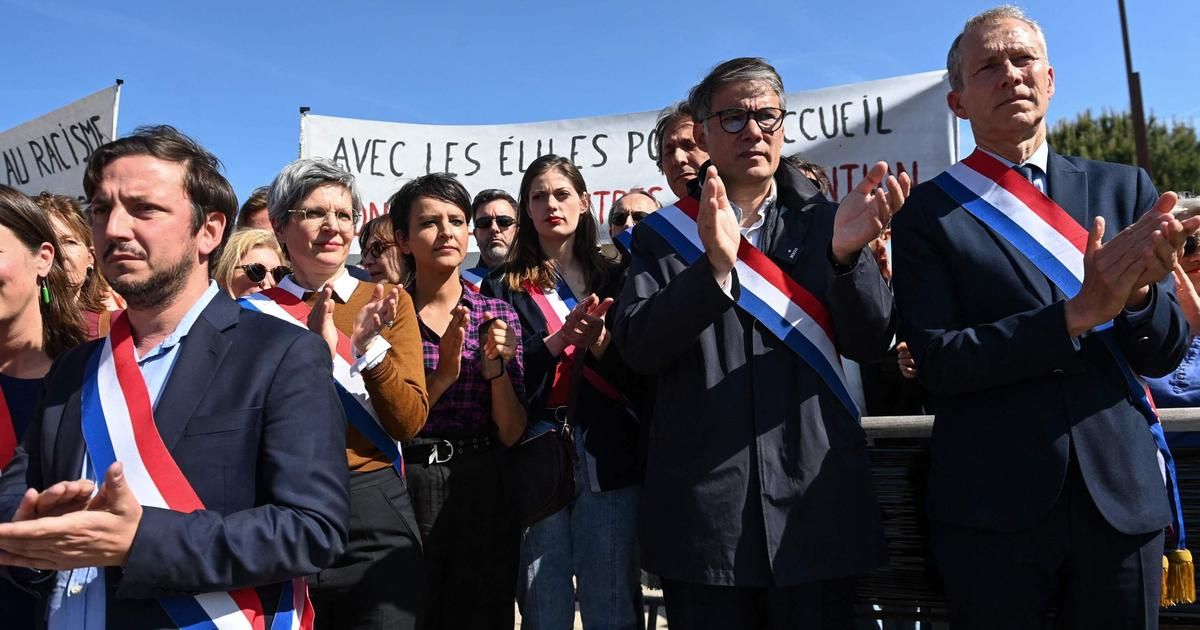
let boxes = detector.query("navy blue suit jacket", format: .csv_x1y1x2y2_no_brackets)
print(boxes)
0,292,350,628
892,149,1186,535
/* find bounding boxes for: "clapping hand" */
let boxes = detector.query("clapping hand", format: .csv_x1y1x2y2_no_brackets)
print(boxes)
832,162,910,265
697,165,741,285
307,286,339,359
481,311,516,381
351,284,401,356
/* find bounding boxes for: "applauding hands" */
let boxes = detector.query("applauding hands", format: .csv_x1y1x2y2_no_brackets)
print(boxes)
1065,192,1200,336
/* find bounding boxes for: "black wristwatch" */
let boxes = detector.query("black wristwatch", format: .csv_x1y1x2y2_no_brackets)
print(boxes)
828,244,860,275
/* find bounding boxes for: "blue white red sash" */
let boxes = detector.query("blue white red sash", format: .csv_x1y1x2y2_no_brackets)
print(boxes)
80,312,313,630
0,385,15,469
461,266,487,293
933,149,1187,551
525,278,637,417
238,288,404,476
638,197,859,418
613,228,633,252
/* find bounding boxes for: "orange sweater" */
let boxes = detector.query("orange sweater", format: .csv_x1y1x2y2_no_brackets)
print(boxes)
304,281,429,472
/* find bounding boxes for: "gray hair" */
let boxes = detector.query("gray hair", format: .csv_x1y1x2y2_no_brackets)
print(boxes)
687,57,786,123
266,157,363,225
947,5,1048,91
613,188,663,211
653,101,696,170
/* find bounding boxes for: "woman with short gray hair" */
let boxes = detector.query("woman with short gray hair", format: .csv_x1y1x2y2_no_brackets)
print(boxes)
249,157,431,629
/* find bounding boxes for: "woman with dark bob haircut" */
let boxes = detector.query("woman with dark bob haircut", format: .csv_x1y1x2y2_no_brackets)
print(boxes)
388,172,528,629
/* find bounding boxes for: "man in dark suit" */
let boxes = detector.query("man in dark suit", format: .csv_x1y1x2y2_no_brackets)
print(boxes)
892,7,1196,629
613,57,905,629
0,126,350,628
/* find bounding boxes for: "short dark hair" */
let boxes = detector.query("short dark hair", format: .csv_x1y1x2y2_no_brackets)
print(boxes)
470,188,518,225
387,173,472,283
688,57,786,123
357,215,394,252
83,125,237,266
236,185,270,228
653,101,695,170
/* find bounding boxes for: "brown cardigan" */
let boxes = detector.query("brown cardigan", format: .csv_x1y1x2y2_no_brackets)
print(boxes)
304,281,429,473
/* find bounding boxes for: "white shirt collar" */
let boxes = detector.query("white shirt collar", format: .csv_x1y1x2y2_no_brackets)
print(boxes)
277,267,359,302
978,140,1049,173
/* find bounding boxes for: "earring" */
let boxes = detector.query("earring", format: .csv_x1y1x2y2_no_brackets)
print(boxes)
39,276,51,305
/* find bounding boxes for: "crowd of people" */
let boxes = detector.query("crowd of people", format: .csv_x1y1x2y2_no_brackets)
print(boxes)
0,5,1195,630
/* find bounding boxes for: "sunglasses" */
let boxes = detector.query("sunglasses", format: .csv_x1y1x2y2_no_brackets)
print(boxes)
474,215,516,230
609,210,649,226
363,239,397,259
239,263,291,284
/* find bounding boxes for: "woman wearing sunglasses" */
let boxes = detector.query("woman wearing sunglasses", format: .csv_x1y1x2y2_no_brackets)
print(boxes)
357,215,406,284
483,155,644,630
388,173,527,629
256,158,430,630
0,185,88,628
214,228,290,298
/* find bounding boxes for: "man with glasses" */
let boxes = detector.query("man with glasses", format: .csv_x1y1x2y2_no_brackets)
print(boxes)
614,57,907,628
608,189,661,241
471,189,518,270
463,188,518,290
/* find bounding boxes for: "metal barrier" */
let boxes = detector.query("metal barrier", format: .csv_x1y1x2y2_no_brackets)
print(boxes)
862,408,1200,438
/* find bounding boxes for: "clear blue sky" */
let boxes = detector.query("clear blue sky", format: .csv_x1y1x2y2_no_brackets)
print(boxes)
3,0,1196,202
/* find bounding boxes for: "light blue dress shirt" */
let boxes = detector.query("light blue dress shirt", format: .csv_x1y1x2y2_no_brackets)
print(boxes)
46,282,219,630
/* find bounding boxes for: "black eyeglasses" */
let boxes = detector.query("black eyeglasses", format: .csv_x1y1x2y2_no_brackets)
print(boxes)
239,263,291,284
363,239,397,259
703,107,788,134
474,215,517,230
609,210,649,227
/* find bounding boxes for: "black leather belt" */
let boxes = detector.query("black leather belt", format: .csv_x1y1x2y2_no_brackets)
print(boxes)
405,435,496,465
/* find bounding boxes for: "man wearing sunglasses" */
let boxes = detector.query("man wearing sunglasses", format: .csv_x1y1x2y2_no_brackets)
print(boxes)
470,189,518,270
614,57,908,629
608,189,661,241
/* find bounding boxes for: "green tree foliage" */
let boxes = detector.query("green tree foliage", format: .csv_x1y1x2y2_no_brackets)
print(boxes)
1047,110,1200,195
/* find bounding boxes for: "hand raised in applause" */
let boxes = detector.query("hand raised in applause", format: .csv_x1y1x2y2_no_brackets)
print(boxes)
433,306,469,388
697,165,741,286
481,311,516,380
307,286,339,359
832,162,910,265
0,463,141,570
351,284,401,356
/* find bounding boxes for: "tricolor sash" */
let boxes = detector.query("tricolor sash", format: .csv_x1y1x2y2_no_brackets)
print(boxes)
639,197,860,418
0,385,15,469
525,278,636,418
238,288,404,476
80,313,313,629
613,228,633,252
461,266,487,293
933,149,1193,603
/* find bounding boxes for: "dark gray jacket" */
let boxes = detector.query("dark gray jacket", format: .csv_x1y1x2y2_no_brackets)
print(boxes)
613,162,893,587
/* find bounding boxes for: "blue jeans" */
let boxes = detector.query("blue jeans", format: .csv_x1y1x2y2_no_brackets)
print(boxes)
518,429,643,630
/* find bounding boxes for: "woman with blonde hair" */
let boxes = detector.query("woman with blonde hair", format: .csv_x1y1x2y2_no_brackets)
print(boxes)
214,228,290,298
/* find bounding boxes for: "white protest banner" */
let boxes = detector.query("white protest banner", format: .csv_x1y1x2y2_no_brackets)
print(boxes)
1,84,122,198
301,70,957,250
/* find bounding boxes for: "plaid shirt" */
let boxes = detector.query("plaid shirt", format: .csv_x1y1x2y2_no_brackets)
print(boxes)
412,279,526,437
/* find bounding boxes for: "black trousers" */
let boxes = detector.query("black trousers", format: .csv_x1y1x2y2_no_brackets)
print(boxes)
310,467,426,630
931,457,1164,630
661,577,856,630
406,446,520,630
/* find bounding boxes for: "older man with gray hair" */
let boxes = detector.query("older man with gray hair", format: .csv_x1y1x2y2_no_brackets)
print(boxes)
892,6,1198,628
615,57,908,629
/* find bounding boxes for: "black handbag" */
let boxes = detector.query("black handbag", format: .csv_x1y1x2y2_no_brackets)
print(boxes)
511,353,586,527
